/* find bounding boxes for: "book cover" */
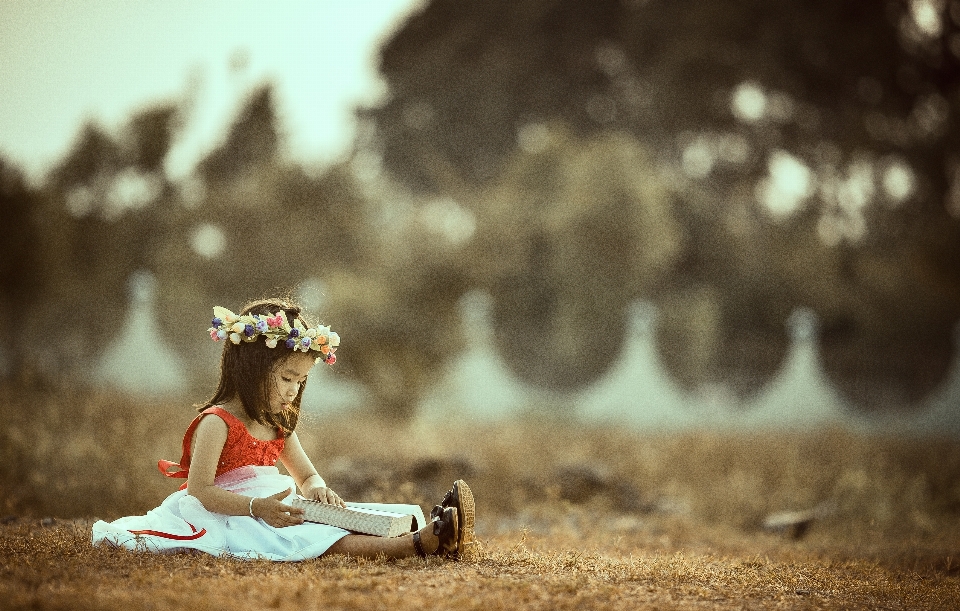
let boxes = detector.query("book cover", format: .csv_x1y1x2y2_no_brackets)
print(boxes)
290,497,417,538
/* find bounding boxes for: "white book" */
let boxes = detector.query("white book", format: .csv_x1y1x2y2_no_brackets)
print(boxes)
290,497,418,538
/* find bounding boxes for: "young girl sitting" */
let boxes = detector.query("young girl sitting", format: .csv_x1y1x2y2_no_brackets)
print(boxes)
92,298,475,561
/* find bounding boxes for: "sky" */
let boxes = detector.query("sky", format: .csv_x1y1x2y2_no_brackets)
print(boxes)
0,0,421,183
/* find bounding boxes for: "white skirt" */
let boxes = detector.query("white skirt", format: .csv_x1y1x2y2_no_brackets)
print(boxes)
91,465,425,561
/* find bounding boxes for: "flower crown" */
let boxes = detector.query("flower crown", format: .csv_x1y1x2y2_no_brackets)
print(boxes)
207,306,340,364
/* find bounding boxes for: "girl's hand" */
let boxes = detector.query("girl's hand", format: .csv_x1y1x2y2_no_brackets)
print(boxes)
251,488,304,528
303,483,346,508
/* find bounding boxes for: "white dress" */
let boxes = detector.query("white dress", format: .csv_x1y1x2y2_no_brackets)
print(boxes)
91,465,425,561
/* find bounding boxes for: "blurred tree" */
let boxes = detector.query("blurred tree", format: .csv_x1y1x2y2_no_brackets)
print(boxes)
0,158,41,376
362,0,960,410
124,104,181,174
49,122,122,190
323,259,470,420
465,128,681,388
198,84,280,184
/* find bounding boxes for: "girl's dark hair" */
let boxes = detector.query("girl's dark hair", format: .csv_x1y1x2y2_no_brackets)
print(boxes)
202,297,317,437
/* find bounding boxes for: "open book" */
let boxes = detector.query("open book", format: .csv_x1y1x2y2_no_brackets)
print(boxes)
290,497,419,538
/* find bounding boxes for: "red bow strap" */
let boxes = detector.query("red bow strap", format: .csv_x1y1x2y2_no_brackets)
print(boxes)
158,459,188,479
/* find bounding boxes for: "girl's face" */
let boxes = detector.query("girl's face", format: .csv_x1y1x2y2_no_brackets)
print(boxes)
268,352,315,414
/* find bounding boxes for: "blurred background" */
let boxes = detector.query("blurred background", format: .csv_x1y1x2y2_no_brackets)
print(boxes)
2,0,960,533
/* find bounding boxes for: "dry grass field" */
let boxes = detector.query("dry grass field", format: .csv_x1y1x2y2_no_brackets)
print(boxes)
2,381,959,610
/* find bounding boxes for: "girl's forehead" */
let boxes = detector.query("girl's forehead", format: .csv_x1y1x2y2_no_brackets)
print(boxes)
277,354,315,376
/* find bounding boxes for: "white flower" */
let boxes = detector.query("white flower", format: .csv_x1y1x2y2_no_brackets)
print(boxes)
265,338,278,348
214,306,239,323
328,332,340,347
229,332,241,344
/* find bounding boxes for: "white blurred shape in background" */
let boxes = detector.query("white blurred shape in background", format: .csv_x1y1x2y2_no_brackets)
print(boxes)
96,270,186,396
758,151,814,219
190,223,227,259
731,81,767,123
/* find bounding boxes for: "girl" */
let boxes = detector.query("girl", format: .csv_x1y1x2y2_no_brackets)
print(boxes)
92,298,475,561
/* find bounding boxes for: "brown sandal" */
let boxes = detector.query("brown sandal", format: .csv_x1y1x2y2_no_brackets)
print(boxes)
413,506,459,558
432,480,476,560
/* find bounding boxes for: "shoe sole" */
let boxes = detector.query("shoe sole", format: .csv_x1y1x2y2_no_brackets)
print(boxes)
453,480,476,560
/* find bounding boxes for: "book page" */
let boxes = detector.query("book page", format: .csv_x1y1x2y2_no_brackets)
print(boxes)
345,502,426,530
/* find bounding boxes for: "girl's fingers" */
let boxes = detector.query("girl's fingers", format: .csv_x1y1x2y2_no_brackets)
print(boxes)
270,488,293,501
281,512,303,526
313,488,345,507
279,503,304,516
271,507,304,527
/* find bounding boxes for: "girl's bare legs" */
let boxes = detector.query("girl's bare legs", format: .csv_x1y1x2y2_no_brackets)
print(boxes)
324,526,440,560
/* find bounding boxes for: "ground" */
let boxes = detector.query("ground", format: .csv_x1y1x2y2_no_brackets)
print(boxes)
1,388,958,609
2,511,958,610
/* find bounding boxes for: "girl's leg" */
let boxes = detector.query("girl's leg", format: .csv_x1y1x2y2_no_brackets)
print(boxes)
323,526,440,560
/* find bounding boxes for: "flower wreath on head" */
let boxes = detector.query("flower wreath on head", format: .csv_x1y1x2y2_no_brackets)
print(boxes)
208,306,340,365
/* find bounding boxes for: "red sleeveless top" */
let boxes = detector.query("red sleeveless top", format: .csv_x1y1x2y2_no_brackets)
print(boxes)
158,406,285,489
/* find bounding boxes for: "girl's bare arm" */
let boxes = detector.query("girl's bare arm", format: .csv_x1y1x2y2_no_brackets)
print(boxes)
279,432,345,507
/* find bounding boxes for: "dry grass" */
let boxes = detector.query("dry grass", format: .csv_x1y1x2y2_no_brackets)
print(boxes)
1,382,959,609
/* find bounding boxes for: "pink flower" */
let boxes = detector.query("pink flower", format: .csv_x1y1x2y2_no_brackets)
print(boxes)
210,329,220,341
